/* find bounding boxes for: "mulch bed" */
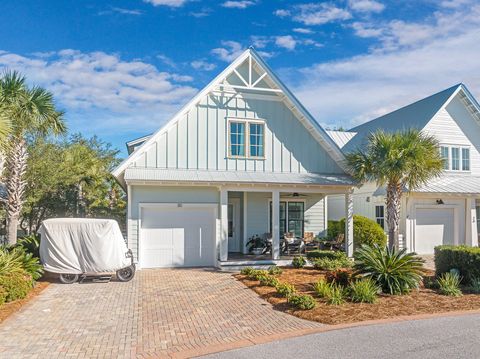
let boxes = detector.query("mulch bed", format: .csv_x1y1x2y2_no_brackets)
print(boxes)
236,268,480,325
0,280,50,324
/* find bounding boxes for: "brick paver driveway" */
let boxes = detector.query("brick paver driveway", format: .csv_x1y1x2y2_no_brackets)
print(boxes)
0,269,322,358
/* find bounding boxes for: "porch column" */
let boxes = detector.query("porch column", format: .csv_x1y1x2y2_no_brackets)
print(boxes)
466,198,479,247
345,189,354,257
220,188,228,261
272,190,280,260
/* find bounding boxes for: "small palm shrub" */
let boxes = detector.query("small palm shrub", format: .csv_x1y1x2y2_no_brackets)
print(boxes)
10,248,43,281
259,275,279,287
313,258,352,271
354,245,424,295
349,278,379,303
467,277,480,294
16,235,41,258
0,271,32,302
289,294,316,310
268,265,282,276
240,267,255,276
276,282,296,298
292,256,306,268
437,272,462,297
325,269,352,287
0,248,25,276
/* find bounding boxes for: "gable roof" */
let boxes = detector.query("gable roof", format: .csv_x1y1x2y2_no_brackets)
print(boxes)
112,48,348,180
326,130,357,149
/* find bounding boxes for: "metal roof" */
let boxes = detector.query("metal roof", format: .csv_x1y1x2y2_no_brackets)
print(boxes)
413,175,480,194
326,130,357,149
124,168,355,187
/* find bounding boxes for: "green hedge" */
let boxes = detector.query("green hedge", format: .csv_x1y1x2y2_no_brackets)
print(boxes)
327,220,342,240
434,245,480,284
339,215,387,249
306,250,348,261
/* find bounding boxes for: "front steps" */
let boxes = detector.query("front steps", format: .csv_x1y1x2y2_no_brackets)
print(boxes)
218,258,292,272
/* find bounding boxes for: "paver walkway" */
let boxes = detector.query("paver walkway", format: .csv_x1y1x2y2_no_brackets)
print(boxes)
0,269,322,358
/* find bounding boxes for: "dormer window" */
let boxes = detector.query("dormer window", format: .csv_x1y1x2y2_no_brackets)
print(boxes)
439,145,470,172
228,119,265,158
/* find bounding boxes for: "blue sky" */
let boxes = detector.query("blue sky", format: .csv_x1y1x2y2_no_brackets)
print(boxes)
0,0,479,156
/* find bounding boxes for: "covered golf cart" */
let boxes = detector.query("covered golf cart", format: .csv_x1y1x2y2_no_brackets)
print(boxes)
39,218,135,283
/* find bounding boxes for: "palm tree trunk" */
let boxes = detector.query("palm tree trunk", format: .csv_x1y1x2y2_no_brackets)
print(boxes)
6,137,28,245
386,182,402,250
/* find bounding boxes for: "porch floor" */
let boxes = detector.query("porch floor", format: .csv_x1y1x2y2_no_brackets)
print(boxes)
219,252,295,271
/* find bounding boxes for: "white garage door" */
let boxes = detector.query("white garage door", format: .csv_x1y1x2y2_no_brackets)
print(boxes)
415,208,455,254
140,205,216,268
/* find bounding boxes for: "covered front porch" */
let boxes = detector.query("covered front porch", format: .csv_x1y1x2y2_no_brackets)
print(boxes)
218,184,355,265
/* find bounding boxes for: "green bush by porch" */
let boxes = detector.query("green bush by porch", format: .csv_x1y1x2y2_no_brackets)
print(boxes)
434,245,480,284
338,215,387,249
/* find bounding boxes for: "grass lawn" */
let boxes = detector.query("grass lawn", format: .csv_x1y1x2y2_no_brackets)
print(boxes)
236,268,480,325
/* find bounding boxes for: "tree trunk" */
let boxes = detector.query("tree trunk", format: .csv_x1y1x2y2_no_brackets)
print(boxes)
6,137,28,245
385,182,402,250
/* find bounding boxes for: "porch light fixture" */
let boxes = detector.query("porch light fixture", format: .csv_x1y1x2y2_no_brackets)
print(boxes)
293,192,299,197
436,199,444,205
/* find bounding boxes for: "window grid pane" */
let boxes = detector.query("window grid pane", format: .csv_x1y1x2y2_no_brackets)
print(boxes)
230,122,245,156
375,205,385,229
249,123,264,157
451,147,460,170
462,148,470,171
440,146,449,170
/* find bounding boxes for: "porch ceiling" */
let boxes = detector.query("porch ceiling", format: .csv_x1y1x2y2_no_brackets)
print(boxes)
124,168,355,187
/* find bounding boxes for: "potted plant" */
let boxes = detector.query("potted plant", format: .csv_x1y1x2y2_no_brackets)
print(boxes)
247,235,266,255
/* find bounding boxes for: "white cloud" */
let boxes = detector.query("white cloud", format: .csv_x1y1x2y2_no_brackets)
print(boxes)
351,22,383,38
291,3,352,26
0,50,197,134
275,35,297,51
440,0,472,8
157,54,177,68
98,7,143,16
191,59,216,71
274,9,291,17
289,4,480,130
143,0,190,8
293,28,314,34
221,1,256,9
211,41,246,62
348,0,385,13
189,8,211,17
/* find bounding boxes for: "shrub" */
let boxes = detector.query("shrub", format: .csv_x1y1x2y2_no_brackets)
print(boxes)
289,294,316,310
0,287,7,306
434,245,480,284
16,234,41,258
467,277,480,294
9,248,43,281
325,269,352,287
259,275,279,287
325,283,346,305
292,256,306,268
312,258,352,271
0,249,25,276
339,215,387,248
437,272,462,297
248,270,269,281
327,220,341,240
354,245,424,295
268,265,282,276
306,250,348,261
240,267,255,276
349,278,379,303
422,276,438,290
276,282,296,298
0,270,32,302
313,278,331,298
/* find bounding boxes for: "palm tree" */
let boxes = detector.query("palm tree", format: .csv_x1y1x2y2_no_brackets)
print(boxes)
0,71,66,245
345,129,444,250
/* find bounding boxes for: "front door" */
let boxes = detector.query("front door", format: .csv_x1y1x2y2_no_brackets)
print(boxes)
228,198,241,252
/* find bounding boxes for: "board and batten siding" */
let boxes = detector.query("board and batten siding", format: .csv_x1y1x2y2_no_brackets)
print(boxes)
423,94,480,175
132,93,343,175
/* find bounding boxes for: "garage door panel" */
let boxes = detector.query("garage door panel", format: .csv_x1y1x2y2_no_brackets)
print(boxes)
415,208,454,254
140,206,215,268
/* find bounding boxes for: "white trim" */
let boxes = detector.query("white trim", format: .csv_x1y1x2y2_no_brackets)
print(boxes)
227,117,266,159
137,202,218,269
243,192,248,254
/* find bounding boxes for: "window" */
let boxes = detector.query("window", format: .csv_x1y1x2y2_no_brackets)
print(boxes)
229,122,245,156
228,119,265,158
451,147,460,171
440,146,449,170
375,205,385,229
439,145,470,172
249,123,264,157
269,201,304,238
462,148,470,171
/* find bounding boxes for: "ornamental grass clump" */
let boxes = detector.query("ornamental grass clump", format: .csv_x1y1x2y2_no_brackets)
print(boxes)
349,278,379,304
313,278,331,298
292,256,306,268
437,272,462,297
288,294,316,310
313,278,346,305
354,245,424,295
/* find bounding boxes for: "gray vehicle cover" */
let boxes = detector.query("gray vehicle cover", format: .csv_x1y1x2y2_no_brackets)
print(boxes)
39,218,131,274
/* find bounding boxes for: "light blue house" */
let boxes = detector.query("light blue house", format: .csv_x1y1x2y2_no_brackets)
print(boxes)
113,49,355,268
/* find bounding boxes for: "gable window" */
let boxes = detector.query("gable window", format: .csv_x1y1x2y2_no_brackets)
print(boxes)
228,119,265,158
375,205,385,229
249,123,264,157
229,121,245,157
439,145,470,172
440,146,449,170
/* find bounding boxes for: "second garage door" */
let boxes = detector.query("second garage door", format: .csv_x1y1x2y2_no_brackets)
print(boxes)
140,205,216,268
414,208,455,254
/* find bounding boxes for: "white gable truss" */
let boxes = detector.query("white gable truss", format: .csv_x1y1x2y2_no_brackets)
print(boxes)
113,48,347,179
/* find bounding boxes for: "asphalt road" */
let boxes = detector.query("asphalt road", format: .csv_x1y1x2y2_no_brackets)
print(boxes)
201,314,480,359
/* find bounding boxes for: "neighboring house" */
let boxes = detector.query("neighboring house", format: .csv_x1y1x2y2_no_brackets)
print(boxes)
112,48,355,268
328,84,480,254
